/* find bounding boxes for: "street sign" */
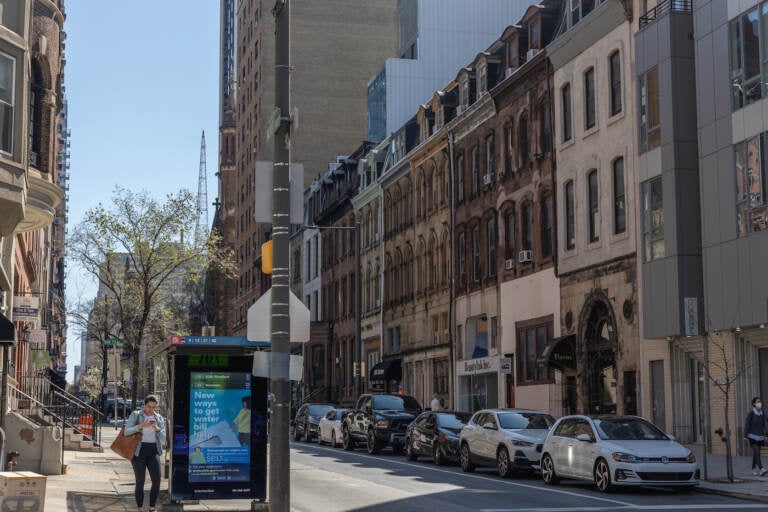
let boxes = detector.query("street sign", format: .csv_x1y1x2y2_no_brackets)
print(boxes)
246,287,310,343
104,338,124,346
253,161,304,223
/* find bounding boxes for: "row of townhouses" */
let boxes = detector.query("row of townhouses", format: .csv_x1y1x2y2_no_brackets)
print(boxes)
274,0,768,458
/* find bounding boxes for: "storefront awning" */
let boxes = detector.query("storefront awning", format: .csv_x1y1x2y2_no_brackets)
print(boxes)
0,313,15,345
369,359,402,382
539,334,576,371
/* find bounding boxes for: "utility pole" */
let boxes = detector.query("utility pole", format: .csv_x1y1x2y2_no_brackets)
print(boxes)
356,221,363,395
270,1,291,511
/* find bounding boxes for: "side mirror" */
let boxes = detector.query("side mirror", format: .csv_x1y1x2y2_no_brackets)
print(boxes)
483,422,497,430
364,406,372,414
576,433,593,442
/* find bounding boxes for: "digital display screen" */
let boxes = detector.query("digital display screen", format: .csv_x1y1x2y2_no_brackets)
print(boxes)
188,372,251,483
171,354,267,501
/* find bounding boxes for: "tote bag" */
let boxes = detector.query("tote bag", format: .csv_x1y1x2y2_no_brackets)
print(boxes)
110,427,142,460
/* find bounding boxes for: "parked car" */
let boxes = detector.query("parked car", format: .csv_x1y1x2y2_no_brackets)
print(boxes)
317,408,349,447
459,409,555,477
293,403,335,442
540,415,699,492
341,394,422,454
405,411,471,465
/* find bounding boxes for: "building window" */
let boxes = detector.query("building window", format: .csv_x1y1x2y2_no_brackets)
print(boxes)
519,113,530,166
522,202,533,251
539,102,552,154
472,226,480,282
471,147,479,194
735,134,768,235
584,67,596,130
730,7,763,110
639,67,661,153
588,169,599,242
457,155,465,202
561,83,572,142
505,124,514,172
564,180,575,250
487,217,496,277
517,321,554,384
541,194,553,258
0,52,15,155
613,157,626,234
458,232,466,287
491,317,498,350
609,50,622,115
485,134,495,179
505,210,515,262
642,177,665,261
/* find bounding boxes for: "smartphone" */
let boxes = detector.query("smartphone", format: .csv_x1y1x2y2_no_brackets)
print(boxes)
148,418,156,423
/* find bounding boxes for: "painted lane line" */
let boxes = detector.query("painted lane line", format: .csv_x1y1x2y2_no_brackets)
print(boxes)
292,443,636,508
480,506,768,512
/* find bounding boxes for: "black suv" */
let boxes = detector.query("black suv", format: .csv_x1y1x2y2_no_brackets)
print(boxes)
341,394,422,454
293,403,335,442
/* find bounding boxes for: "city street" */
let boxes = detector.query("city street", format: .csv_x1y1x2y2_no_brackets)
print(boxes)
290,441,768,512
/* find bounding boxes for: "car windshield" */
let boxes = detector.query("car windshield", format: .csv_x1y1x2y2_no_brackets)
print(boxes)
594,417,669,441
498,412,554,430
308,405,334,417
436,412,471,429
372,395,420,411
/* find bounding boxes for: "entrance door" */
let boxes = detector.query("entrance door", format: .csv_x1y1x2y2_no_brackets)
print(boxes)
650,360,666,428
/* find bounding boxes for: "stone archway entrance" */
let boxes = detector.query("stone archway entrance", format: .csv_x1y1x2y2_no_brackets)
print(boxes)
580,294,618,415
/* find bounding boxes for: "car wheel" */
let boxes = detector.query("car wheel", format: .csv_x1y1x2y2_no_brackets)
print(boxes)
497,446,513,478
405,438,418,461
433,443,446,466
293,424,301,442
331,431,337,448
366,429,382,455
460,443,475,473
541,454,560,485
342,426,354,451
594,458,612,493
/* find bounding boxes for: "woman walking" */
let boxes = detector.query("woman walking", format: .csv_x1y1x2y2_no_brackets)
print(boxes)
125,394,166,512
744,396,768,476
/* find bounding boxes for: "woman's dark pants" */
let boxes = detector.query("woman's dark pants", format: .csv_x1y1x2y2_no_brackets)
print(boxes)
132,442,160,508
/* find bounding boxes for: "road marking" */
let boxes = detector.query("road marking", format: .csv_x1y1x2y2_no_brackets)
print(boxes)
480,506,768,512
293,443,634,507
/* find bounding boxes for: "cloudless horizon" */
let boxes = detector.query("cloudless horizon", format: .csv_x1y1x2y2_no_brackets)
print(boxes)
64,2,221,382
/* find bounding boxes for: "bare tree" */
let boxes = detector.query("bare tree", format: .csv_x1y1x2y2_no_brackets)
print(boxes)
68,187,236,407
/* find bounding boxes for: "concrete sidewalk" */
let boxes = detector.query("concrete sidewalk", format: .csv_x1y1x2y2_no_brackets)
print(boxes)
41,425,768,510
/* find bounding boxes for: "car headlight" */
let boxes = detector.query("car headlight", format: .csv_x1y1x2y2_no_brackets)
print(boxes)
375,418,389,428
511,440,535,447
612,452,638,463
685,451,696,463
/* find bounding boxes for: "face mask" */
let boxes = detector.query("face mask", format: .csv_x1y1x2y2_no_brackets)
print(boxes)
756,402,763,409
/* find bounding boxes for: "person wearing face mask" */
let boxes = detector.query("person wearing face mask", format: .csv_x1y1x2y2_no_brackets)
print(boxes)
744,396,768,476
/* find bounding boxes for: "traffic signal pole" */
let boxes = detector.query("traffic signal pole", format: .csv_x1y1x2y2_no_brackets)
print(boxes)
270,1,291,511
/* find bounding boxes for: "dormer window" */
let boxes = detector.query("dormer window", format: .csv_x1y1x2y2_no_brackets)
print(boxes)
478,63,487,95
529,18,540,49
508,37,519,69
459,76,469,111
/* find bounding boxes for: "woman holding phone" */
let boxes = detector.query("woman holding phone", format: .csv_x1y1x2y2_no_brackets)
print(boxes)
124,394,166,512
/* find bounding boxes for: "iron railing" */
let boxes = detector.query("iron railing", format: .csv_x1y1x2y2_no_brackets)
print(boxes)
15,374,103,447
639,0,693,29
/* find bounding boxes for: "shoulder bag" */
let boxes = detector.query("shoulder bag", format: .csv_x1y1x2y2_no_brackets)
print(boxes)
111,423,142,460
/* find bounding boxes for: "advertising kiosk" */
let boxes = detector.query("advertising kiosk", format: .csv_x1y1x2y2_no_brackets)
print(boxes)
167,336,269,505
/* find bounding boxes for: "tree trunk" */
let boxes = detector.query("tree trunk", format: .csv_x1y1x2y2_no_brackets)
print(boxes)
131,344,140,410
725,390,734,481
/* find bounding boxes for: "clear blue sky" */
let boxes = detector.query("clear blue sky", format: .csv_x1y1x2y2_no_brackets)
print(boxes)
64,1,220,381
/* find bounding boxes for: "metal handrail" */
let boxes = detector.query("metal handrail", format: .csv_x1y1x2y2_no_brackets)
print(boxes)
639,0,693,29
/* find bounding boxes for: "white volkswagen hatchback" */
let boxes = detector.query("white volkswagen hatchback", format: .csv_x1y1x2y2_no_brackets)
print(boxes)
459,409,555,477
541,415,699,492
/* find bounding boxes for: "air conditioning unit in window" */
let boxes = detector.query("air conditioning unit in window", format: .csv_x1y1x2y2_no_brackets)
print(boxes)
518,250,533,263
505,67,515,78
527,48,540,61
483,174,493,186
505,258,514,270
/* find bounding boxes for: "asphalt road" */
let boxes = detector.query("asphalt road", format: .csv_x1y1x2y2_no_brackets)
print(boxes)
289,440,768,512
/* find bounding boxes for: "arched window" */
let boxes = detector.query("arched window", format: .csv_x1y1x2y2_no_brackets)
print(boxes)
541,192,553,258
442,231,450,286
429,234,438,291
405,244,414,300
395,249,403,302
519,112,530,165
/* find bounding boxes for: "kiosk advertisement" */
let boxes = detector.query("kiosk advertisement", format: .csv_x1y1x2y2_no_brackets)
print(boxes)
188,372,251,483
171,354,267,502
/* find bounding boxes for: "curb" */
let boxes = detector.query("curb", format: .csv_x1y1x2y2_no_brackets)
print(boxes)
696,485,768,504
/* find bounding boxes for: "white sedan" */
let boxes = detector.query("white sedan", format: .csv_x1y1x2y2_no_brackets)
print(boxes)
540,415,699,492
317,408,349,447
459,409,555,477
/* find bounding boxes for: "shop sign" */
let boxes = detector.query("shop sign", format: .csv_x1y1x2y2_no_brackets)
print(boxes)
456,356,499,376
13,296,39,323
500,357,512,374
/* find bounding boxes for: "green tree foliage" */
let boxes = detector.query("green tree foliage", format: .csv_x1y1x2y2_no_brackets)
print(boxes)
69,187,236,406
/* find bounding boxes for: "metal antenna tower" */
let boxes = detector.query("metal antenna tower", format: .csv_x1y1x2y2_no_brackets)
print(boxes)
195,130,209,245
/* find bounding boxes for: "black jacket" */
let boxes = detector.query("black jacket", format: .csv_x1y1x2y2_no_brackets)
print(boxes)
745,409,768,437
